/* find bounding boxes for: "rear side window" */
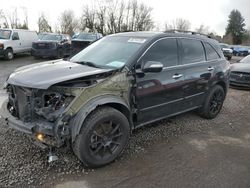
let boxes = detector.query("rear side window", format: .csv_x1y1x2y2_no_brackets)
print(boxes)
181,39,205,64
141,38,178,67
204,42,220,61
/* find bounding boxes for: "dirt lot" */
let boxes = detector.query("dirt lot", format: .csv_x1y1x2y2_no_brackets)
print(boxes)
0,56,250,188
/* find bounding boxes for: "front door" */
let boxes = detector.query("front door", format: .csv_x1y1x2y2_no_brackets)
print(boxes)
135,38,186,124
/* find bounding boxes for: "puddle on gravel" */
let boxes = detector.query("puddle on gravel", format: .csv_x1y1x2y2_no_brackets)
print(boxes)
53,131,250,188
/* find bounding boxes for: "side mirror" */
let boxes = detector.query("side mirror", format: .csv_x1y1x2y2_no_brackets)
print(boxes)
142,61,163,73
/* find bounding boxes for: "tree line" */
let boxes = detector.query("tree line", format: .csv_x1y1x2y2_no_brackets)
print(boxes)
0,1,249,45
34,0,154,36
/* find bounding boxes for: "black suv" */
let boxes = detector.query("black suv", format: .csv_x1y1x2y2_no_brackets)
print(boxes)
71,32,103,55
31,33,71,59
1,31,230,168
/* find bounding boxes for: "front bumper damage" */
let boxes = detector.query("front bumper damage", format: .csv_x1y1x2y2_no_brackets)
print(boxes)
0,100,67,148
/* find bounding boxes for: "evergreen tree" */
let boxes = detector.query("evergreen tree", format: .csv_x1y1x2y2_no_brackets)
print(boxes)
226,9,246,44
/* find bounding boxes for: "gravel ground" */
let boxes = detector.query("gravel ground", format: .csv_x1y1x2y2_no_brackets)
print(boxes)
0,56,250,188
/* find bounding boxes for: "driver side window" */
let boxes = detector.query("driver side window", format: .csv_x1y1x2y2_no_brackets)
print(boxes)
12,32,19,40
138,38,178,69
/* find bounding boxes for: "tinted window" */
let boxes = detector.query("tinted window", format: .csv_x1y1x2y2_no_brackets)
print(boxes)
141,38,178,67
181,39,205,64
204,42,220,61
12,32,19,40
70,36,146,69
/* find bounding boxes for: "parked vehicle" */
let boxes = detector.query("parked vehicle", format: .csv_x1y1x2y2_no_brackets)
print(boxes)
71,32,103,55
0,29,38,60
1,31,230,167
31,33,71,59
220,43,233,60
230,55,250,88
38,32,49,40
231,46,249,56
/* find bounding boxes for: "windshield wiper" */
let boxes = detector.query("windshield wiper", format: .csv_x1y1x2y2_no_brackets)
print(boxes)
73,61,100,68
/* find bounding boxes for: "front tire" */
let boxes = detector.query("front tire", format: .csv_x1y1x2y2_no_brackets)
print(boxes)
57,49,63,59
73,107,130,168
4,48,14,60
199,85,225,119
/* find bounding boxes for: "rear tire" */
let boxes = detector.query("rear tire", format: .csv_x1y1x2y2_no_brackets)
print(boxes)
73,107,130,168
4,48,14,60
198,85,225,119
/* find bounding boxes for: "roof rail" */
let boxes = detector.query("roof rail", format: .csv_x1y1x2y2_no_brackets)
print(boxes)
164,30,212,39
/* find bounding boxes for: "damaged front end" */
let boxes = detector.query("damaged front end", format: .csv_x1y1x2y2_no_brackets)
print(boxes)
1,68,121,148
3,84,75,147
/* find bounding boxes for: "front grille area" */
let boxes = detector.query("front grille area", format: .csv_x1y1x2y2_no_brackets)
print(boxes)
230,71,250,82
32,43,53,49
7,85,34,122
71,41,90,49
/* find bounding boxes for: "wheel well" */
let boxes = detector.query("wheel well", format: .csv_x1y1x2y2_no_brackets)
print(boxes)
101,103,133,127
6,47,13,51
216,81,227,93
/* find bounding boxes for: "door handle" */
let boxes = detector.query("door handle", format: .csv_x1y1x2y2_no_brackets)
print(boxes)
208,67,214,71
172,74,183,79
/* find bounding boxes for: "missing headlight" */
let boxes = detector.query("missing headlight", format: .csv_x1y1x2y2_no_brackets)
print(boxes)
35,92,74,122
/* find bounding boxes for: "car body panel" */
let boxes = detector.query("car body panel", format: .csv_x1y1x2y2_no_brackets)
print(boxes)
7,60,112,89
230,61,250,88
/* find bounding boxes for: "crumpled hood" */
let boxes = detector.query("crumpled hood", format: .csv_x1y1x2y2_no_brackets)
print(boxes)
7,60,111,89
231,63,250,73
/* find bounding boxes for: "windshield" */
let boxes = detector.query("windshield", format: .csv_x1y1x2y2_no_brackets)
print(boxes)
41,34,62,41
0,29,11,39
220,44,229,49
72,33,97,41
70,36,147,69
240,55,250,63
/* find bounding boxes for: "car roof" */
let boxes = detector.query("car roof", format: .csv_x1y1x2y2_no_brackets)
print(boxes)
110,31,218,44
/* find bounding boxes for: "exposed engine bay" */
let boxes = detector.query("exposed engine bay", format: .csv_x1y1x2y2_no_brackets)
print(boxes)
6,71,113,123
7,85,74,123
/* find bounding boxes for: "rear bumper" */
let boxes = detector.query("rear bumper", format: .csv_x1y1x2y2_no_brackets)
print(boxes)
31,48,57,58
0,100,62,147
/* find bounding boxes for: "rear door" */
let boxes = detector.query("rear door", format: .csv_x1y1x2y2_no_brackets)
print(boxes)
135,38,186,124
179,38,218,109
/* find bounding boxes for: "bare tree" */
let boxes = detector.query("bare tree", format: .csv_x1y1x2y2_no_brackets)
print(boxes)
173,18,191,31
8,8,18,29
80,5,96,32
79,0,154,35
0,7,29,29
95,1,107,34
195,24,210,34
38,13,52,33
0,10,9,28
165,18,191,31
59,10,78,35
135,3,153,31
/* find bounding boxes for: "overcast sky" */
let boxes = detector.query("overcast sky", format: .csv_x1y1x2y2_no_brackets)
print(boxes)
1,0,250,36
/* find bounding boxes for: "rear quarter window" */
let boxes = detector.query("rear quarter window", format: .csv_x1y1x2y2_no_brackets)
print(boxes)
180,38,206,64
204,42,220,61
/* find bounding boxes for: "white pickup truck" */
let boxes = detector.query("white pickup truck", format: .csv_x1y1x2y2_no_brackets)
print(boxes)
0,29,38,60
